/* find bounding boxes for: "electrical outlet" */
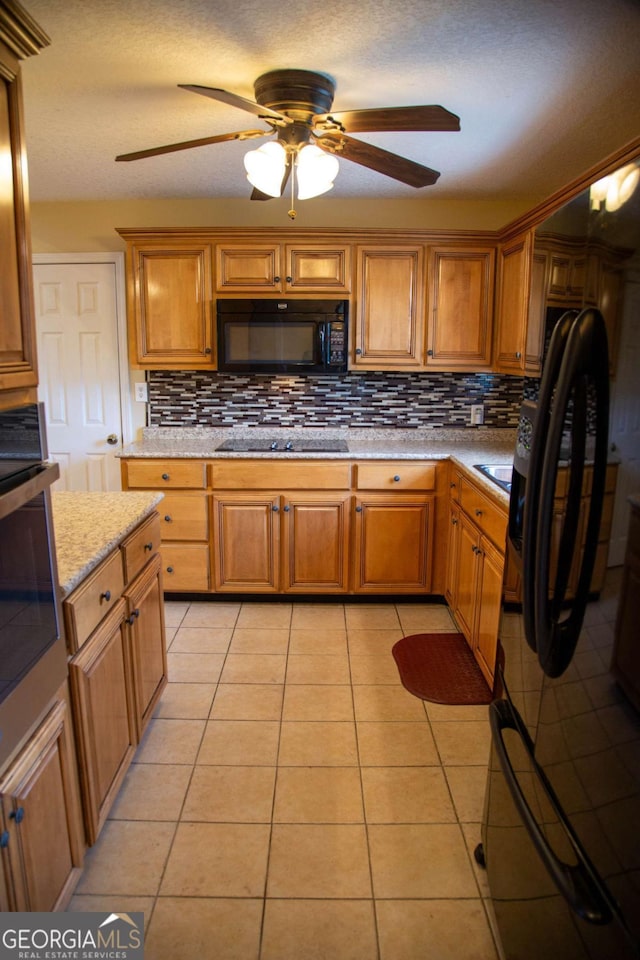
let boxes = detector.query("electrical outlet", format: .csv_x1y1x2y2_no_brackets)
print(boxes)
135,382,148,402
470,404,484,425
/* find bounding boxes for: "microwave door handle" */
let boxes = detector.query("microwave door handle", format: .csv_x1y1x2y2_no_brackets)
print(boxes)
319,322,328,365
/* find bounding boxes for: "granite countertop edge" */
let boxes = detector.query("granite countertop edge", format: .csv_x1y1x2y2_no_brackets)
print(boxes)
52,491,164,597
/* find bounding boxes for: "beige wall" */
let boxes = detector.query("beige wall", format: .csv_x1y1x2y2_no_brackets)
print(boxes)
30,196,534,253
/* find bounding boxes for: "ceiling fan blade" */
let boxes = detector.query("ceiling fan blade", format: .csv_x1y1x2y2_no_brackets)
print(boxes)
314,105,460,134
115,129,269,162
178,84,292,124
250,160,292,200
316,133,440,187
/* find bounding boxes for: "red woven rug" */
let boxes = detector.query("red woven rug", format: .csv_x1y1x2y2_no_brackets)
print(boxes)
392,633,494,705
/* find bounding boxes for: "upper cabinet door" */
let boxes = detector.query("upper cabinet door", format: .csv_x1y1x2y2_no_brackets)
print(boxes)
215,243,282,292
128,244,215,369
354,245,425,369
285,244,351,293
426,245,495,370
0,6,50,396
493,230,533,373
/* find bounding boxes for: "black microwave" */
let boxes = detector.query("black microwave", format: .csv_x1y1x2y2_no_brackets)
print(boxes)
217,299,348,374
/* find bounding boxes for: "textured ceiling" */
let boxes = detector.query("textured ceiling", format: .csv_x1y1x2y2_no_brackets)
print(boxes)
18,0,640,204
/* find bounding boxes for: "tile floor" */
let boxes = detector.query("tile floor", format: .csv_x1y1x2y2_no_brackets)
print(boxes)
68,598,501,960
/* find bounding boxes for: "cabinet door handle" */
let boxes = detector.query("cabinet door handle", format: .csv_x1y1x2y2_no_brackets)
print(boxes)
166,566,174,574
283,505,290,512
355,505,363,512
0,831,8,848
100,589,111,602
451,518,458,525
274,276,281,283
475,509,483,517
427,349,433,356
515,351,522,360
286,276,292,283
164,515,172,522
144,541,153,551
205,347,212,355
162,473,170,481
9,807,24,824
355,348,362,355
393,475,401,482
272,504,279,512
450,481,456,488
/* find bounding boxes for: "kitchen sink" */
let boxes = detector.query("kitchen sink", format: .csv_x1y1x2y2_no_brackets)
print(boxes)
474,463,513,493
215,437,349,453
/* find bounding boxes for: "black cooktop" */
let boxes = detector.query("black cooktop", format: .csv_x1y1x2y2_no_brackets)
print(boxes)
215,438,349,454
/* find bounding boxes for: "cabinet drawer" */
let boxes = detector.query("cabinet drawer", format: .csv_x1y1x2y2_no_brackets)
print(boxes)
124,459,206,489
356,462,436,491
64,550,125,654
211,460,351,490
160,492,209,541
120,512,161,583
161,544,210,592
459,477,507,549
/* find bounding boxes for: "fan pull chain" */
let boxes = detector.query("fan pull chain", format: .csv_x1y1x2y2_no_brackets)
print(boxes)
288,153,297,220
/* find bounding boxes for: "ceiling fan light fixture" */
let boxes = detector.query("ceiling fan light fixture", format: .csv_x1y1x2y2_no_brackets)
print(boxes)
296,143,339,199
244,141,287,197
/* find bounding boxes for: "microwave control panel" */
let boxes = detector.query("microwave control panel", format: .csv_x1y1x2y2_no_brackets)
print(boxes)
328,322,346,365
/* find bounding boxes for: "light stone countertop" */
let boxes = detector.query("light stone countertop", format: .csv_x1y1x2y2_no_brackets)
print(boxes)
119,426,517,505
52,491,164,597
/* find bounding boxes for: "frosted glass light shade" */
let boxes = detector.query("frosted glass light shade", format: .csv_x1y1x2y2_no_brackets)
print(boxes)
296,144,339,199
244,141,287,197
590,162,640,212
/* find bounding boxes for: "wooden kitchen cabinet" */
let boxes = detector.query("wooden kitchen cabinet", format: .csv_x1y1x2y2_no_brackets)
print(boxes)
353,460,436,593
425,245,494,369
68,598,136,845
121,458,211,592
0,688,84,912
0,5,48,398
493,229,533,374
353,244,425,369
211,460,352,593
64,510,167,843
216,242,351,293
125,242,215,369
446,469,508,687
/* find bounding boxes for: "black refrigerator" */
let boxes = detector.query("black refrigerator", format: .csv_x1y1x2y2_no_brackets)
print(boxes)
480,307,640,959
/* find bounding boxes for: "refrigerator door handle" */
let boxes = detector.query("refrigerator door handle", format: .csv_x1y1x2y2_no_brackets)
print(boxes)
489,699,614,926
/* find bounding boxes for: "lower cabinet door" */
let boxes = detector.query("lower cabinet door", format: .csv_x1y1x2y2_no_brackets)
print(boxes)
125,553,168,740
353,495,433,592
452,511,480,644
212,493,281,592
282,493,351,593
473,536,504,687
69,599,137,845
0,693,85,911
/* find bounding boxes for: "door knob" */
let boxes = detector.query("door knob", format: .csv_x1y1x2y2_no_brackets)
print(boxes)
106,434,118,445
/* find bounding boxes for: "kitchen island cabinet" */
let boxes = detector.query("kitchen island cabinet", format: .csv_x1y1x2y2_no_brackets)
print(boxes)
0,685,84,912
52,492,167,845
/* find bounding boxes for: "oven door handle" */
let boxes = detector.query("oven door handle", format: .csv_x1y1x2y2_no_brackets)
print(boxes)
489,699,613,926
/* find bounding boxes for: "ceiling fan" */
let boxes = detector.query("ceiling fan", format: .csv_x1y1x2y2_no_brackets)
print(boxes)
115,69,460,208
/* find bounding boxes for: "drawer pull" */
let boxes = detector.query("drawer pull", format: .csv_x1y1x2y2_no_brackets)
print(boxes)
126,609,140,625
450,482,456,488
9,807,24,824
162,473,170,481
166,566,174,574
475,509,483,517
100,590,111,602
0,831,8,848
144,541,153,551
164,515,172,522
451,518,458,525
393,475,401,482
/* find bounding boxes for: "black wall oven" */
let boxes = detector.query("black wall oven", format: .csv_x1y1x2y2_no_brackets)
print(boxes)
0,404,67,769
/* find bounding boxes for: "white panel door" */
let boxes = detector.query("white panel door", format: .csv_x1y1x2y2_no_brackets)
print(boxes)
609,274,640,565
34,260,125,491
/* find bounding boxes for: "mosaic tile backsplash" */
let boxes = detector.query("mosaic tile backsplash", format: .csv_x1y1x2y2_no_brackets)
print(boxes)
147,371,524,429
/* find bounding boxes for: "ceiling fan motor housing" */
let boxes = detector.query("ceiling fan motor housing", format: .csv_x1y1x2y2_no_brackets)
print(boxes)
254,69,336,121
